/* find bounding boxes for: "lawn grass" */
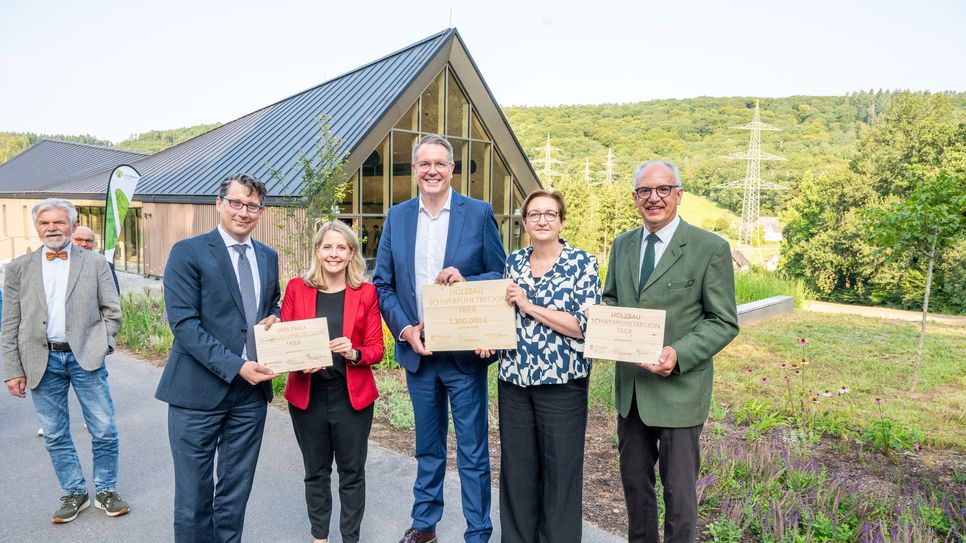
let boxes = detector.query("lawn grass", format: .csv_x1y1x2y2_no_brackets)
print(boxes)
678,193,738,227
734,268,812,307
714,310,966,450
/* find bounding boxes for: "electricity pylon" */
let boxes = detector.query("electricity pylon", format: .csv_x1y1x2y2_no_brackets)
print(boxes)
716,101,788,247
604,148,617,183
531,134,564,188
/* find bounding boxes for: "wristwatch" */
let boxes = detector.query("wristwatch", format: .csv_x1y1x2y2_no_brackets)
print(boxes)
349,349,361,366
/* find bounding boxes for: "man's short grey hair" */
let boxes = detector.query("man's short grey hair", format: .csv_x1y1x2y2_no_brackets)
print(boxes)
412,134,454,163
31,198,78,226
632,161,683,189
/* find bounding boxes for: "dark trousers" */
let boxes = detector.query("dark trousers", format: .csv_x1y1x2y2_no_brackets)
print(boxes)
168,384,267,543
406,353,492,543
289,377,373,543
498,378,588,543
617,393,703,543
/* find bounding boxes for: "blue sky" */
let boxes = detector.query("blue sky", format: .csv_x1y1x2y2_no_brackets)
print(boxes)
2,0,964,142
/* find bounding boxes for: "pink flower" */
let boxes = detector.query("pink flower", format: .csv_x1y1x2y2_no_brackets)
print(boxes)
761,377,770,385
791,363,799,369
783,376,791,382
810,396,819,404
875,398,883,405
838,387,849,395
794,369,803,376
822,390,833,397
913,443,924,452
797,338,810,346
781,363,788,369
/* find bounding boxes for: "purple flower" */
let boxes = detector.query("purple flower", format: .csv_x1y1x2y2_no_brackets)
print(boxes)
797,337,810,346
838,386,849,395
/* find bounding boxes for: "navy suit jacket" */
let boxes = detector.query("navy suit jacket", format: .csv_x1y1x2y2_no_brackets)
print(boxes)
373,191,506,373
156,229,281,410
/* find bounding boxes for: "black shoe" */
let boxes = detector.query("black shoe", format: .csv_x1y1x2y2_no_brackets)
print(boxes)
399,528,438,543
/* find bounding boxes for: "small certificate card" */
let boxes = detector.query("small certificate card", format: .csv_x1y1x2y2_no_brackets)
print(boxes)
584,306,666,364
423,279,517,352
254,318,333,373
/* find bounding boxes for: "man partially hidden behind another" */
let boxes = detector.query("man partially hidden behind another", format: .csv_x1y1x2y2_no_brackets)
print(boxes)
603,161,739,542
2,198,128,523
156,173,281,543
374,134,506,543
72,226,120,293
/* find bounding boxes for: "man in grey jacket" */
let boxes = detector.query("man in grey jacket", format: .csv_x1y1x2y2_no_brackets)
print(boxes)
2,198,128,524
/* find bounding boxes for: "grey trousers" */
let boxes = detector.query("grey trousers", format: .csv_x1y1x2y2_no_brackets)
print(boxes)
617,393,703,543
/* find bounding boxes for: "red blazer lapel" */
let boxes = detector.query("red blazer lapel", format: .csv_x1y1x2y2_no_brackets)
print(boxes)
301,282,317,319
343,285,360,339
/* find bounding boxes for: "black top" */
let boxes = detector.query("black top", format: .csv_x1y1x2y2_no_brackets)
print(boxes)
313,289,347,381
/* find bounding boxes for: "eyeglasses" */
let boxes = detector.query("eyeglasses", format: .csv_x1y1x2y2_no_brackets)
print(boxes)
415,160,453,172
525,211,559,223
633,185,681,199
223,197,264,214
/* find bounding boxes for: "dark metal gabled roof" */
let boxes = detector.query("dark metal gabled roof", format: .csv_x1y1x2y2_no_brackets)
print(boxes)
0,140,147,195
17,29,457,203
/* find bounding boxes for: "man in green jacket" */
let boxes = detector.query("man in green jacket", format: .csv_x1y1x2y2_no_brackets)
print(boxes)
602,161,739,542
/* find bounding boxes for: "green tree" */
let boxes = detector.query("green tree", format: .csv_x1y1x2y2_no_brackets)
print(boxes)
865,173,966,390
271,117,349,277
850,92,966,196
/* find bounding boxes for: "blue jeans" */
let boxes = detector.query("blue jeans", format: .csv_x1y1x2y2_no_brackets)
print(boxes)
31,351,119,495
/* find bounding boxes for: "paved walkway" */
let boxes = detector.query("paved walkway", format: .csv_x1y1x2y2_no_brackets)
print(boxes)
0,353,624,542
806,301,966,327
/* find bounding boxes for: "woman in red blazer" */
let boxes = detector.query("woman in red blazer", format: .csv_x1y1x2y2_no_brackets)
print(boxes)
281,220,383,543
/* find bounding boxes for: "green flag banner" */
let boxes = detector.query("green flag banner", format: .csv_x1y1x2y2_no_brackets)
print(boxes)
104,165,141,262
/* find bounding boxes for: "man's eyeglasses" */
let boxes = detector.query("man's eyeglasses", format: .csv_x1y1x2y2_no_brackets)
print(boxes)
525,211,559,223
415,160,453,172
633,185,681,199
223,197,264,214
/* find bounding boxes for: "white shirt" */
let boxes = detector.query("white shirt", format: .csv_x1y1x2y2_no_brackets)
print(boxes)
217,225,261,359
414,189,452,322
42,244,71,342
639,215,681,273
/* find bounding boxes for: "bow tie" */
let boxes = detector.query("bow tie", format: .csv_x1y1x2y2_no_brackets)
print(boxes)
46,251,68,261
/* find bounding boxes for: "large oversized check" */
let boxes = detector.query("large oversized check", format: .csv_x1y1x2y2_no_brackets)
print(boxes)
422,279,517,352
254,318,333,373
584,306,666,364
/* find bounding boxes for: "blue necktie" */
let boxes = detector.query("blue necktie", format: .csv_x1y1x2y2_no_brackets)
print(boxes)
234,244,258,360
638,233,660,296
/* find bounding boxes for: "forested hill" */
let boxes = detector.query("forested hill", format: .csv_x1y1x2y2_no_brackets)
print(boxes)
0,123,221,163
504,91,966,214
3,91,966,215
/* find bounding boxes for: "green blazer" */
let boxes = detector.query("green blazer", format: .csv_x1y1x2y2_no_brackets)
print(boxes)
603,219,738,427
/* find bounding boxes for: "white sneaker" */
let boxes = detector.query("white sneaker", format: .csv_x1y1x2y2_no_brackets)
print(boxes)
38,427,44,437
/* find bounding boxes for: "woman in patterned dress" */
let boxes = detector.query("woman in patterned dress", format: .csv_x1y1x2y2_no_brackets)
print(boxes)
478,189,601,543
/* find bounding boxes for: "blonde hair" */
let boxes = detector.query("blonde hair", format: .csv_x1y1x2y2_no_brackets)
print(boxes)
302,220,366,290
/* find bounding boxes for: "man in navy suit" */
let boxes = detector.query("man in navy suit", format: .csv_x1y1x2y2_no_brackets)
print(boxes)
374,134,506,543
156,173,281,543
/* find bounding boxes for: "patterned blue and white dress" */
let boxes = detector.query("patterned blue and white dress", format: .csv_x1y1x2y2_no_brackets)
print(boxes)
499,240,602,386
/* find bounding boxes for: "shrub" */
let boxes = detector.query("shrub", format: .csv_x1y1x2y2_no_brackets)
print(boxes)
117,293,173,357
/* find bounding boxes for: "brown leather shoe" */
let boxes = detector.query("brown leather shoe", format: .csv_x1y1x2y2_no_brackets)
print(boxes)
399,528,437,543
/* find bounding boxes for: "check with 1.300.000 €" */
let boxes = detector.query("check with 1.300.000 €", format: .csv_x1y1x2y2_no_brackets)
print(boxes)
422,279,517,352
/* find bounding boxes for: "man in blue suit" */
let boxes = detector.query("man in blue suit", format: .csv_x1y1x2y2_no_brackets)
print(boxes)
156,173,281,543
374,134,506,543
